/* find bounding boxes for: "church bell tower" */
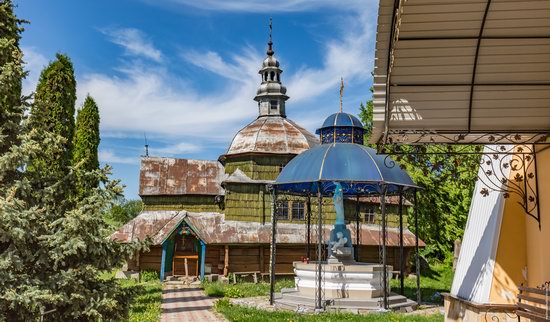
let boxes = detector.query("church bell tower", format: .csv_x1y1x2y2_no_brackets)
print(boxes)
254,19,289,118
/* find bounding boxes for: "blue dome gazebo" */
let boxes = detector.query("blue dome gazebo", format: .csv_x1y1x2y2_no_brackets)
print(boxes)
268,111,422,311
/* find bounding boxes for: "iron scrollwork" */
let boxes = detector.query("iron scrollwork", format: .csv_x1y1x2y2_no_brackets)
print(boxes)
378,142,541,228
381,130,550,146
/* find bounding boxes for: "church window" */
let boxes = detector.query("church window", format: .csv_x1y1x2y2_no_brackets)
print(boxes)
270,71,275,80
292,201,305,220
270,100,278,110
276,73,280,81
364,205,376,224
276,201,289,220
264,72,268,81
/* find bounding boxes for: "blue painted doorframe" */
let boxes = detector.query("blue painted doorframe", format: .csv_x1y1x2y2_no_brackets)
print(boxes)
199,240,206,280
160,240,168,281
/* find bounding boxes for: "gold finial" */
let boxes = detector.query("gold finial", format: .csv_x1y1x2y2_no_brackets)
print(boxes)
339,77,344,112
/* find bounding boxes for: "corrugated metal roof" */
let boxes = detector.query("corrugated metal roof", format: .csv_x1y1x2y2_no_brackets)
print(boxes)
139,157,226,196
372,0,550,144
109,211,185,245
111,210,425,247
223,116,319,157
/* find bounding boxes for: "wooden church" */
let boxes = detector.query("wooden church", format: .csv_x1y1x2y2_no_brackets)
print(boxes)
111,34,423,280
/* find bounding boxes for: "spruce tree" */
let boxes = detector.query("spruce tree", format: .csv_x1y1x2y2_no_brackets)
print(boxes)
0,4,145,320
0,0,25,170
73,95,100,197
30,53,77,190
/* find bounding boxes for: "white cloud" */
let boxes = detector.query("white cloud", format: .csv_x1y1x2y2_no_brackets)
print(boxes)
152,0,370,13
99,149,139,165
100,27,163,62
149,142,203,155
24,4,376,151
287,8,377,103
22,46,49,96
77,55,259,141
182,47,261,82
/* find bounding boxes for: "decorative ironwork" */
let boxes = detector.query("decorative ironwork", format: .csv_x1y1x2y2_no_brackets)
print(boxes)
319,127,364,145
378,143,541,228
379,130,550,146
483,306,517,322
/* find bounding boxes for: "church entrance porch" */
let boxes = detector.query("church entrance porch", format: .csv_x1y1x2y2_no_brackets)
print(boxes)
172,234,200,277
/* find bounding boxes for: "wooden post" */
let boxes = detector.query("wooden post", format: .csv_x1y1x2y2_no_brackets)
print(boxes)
184,258,188,277
200,240,206,280
172,252,175,277
224,245,229,276
160,241,168,281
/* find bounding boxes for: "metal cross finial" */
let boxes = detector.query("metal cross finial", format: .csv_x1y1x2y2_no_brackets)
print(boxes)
339,77,344,112
266,17,274,56
269,17,273,43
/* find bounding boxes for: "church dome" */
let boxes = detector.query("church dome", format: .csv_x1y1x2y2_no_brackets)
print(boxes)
262,56,279,68
317,112,364,131
316,112,365,145
224,116,319,157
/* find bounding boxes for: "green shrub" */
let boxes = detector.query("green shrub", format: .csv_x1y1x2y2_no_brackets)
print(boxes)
203,281,226,297
224,286,245,298
141,270,159,282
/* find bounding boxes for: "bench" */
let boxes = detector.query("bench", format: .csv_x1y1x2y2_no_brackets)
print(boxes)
231,271,260,284
517,284,550,321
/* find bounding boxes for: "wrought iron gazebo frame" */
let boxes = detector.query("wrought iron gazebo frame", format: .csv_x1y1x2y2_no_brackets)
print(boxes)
267,181,422,311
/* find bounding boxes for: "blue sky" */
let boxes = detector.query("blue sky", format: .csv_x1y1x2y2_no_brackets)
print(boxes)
15,0,378,199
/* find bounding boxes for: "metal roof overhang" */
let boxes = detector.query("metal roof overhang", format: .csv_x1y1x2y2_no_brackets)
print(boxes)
372,0,550,146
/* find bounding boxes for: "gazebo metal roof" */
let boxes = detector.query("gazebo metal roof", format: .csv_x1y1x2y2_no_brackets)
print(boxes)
274,143,419,195
372,0,550,145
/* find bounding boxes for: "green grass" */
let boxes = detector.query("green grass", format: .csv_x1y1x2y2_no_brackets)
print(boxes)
214,298,443,322
390,263,453,305
120,278,163,322
203,279,295,298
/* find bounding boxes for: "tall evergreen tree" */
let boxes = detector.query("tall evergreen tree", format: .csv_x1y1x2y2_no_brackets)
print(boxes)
0,5,145,320
0,0,25,166
30,53,77,178
73,95,100,197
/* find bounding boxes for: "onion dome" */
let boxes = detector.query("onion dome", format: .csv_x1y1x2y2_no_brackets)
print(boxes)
316,112,365,145
225,117,318,157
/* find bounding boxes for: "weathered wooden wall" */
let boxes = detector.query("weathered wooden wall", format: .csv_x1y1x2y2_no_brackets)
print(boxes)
224,155,293,180
141,195,222,212
137,244,414,276
139,245,162,271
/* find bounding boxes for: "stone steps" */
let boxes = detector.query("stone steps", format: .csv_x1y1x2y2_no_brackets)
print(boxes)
274,291,417,312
